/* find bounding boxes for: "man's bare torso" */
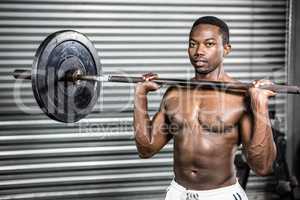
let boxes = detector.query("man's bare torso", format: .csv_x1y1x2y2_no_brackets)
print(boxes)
163,83,246,190
134,19,276,194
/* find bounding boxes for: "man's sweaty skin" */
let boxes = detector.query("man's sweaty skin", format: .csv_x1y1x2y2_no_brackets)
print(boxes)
133,24,277,190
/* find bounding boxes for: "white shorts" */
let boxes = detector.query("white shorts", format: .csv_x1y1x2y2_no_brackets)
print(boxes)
165,179,248,200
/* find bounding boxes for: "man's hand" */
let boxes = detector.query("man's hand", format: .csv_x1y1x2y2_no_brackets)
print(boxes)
135,72,161,95
248,79,276,110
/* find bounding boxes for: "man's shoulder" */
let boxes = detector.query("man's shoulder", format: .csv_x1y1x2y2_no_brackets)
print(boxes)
223,73,248,104
163,86,179,99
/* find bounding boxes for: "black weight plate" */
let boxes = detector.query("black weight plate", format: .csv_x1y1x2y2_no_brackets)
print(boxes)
32,30,101,123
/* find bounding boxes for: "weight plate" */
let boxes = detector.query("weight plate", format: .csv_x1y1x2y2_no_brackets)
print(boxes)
32,30,101,123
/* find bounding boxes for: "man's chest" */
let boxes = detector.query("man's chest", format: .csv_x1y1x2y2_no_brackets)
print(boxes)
164,90,245,132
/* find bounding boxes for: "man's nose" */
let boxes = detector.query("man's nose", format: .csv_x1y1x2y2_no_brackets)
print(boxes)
195,44,205,56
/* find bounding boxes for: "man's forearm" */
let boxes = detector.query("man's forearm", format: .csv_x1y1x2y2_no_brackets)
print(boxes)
133,91,153,156
246,107,277,176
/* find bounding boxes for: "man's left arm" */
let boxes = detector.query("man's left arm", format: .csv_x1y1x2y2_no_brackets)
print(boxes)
239,80,277,176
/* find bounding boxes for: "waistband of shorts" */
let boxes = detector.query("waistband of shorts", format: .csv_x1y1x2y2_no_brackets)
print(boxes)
170,179,242,196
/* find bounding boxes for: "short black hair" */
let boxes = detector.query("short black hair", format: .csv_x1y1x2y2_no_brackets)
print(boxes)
190,16,230,45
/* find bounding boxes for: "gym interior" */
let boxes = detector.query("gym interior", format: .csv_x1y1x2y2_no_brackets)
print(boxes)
0,0,300,199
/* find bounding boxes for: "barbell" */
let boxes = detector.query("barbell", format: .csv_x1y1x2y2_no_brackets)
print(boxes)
12,30,300,123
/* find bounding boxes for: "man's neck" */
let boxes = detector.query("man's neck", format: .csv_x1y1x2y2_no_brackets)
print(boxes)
194,65,225,81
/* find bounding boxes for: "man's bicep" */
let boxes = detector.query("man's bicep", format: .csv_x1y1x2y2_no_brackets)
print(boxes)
147,86,176,152
150,111,173,149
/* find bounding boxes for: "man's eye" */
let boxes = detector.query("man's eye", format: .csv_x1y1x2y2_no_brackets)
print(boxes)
189,43,196,48
206,42,215,47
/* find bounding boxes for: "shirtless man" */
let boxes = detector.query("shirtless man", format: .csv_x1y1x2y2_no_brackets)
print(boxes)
133,16,277,200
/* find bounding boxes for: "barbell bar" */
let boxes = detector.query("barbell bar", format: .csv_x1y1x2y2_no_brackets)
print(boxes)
13,68,300,93
12,30,300,123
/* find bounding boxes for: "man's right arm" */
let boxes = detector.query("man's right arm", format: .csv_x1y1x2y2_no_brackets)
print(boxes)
133,76,173,158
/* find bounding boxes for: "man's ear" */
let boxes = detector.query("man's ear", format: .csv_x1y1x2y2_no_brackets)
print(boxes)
223,44,231,56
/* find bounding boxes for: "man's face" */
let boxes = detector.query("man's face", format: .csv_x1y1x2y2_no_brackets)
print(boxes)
188,24,230,74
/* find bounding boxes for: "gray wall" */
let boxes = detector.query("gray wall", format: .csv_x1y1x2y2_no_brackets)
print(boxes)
288,0,300,182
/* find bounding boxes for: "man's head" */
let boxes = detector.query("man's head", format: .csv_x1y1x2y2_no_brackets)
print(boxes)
190,16,230,45
188,16,231,75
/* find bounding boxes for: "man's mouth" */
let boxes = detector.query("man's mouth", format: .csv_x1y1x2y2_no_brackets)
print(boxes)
193,59,208,66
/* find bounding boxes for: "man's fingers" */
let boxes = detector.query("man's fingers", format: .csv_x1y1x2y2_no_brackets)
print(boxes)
136,76,161,93
252,79,273,86
260,80,273,86
250,79,277,98
144,81,161,91
142,72,159,81
263,90,276,97
252,79,274,90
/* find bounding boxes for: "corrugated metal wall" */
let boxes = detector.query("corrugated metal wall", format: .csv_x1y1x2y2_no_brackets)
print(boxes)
0,0,289,199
